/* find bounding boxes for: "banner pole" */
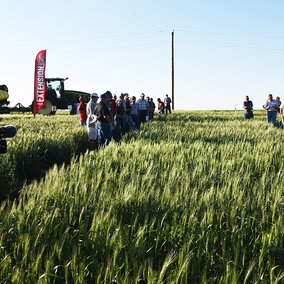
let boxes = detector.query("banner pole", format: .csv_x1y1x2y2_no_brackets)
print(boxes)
172,30,175,110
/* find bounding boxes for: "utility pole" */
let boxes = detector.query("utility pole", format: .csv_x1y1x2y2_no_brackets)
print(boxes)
172,30,175,110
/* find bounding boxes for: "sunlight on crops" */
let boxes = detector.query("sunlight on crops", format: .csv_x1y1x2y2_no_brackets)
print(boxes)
0,111,283,283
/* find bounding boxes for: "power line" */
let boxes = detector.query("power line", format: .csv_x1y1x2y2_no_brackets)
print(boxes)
176,29,284,39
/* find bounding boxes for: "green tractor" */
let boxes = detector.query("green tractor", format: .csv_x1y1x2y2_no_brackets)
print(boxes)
34,77,90,115
0,85,10,114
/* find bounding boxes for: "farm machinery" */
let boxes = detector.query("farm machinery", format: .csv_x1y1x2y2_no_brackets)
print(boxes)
36,77,90,115
0,85,11,114
0,84,31,114
0,78,90,115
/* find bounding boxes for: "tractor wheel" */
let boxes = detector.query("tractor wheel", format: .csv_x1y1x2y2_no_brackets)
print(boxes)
32,95,57,115
38,99,53,115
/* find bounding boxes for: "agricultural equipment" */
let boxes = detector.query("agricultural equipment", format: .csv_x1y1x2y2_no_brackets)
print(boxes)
34,77,90,115
0,85,32,114
0,85,10,114
0,78,90,115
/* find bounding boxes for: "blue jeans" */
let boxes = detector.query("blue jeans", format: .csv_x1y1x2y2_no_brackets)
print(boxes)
80,120,87,126
96,121,112,146
125,114,136,131
244,112,253,120
131,114,140,129
115,118,125,135
149,111,154,120
267,111,277,126
139,110,147,123
165,106,171,114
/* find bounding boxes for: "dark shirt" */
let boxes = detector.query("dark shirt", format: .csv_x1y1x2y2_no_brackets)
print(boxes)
95,101,110,123
243,101,253,114
164,97,171,106
116,106,125,120
125,102,132,115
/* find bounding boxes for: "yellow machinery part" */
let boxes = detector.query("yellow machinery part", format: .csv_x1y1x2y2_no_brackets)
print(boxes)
0,90,9,101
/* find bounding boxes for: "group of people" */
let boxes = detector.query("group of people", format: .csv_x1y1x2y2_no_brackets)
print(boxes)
78,92,172,150
243,94,284,126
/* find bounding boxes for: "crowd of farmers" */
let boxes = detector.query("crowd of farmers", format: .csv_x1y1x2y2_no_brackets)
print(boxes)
78,91,172,150
76,92,282,150
244,94,284,126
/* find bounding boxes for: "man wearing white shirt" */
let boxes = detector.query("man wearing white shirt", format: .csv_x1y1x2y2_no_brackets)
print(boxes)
262,94,280,126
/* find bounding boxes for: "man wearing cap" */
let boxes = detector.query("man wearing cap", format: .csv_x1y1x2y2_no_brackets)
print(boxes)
95,94,112,146
243,96,253,120
137,93,148,123
86,93,99,151
117,93,126,109
164,94,172,114
263,94,281,127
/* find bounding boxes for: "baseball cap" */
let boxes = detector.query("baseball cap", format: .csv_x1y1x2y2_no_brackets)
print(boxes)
131,96,136,101
91,93,98,97
100,94,108,99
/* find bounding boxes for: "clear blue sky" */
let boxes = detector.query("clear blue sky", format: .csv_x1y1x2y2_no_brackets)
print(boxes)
1,0,284,110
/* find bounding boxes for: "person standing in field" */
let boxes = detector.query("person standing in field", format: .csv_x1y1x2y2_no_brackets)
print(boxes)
130,96,140,129
157,98,165,114
86,93,99,151
106,91,116,121
117,93,126,109
276,97,281,114
146,97,152,121
280,101,284,125
147,97,155,120
95,94,112,146
78,96,87,126
150,98,155,118
164,94,172,114
262,94,280,127
115,100,126,136
137,93,148,123
124,96,136,131
243,96,253,120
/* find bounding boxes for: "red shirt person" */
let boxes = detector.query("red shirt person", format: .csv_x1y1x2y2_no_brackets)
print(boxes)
78,96,87,126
